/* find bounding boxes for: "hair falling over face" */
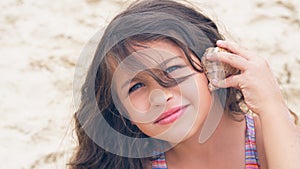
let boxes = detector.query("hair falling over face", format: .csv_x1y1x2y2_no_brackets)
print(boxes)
68,0,299,169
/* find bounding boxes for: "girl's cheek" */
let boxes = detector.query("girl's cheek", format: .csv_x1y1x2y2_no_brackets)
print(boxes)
128,90,150,113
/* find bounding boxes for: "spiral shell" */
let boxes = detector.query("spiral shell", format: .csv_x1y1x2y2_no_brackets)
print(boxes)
201,47,240,91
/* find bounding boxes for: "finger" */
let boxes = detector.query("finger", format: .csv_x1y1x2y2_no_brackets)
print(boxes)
216,40,251,60
206,51,248,71
211,74,241,89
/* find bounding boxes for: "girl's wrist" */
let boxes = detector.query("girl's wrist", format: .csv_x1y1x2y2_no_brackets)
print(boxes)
258,103,297,127
256,95,287,115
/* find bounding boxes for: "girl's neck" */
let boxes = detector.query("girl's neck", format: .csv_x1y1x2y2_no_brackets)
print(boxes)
165,99,245,168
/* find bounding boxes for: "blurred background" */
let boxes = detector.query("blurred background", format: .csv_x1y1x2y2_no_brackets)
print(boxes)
0,0,299,168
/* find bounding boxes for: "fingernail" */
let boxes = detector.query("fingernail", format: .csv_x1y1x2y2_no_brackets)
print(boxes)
216,40,225,45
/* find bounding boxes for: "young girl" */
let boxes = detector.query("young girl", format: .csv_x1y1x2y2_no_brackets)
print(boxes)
69,0,300,168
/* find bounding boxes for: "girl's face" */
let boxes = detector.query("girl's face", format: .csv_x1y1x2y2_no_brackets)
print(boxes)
113,40,212,143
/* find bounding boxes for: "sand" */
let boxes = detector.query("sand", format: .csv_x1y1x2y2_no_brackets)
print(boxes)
0,0,299,168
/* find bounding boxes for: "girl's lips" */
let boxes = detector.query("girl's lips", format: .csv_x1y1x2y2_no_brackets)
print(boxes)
154,105,189,125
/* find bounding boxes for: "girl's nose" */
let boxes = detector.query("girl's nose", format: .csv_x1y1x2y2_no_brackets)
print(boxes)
149,88,173,106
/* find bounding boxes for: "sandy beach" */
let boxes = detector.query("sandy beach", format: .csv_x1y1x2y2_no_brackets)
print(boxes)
0,0,299,168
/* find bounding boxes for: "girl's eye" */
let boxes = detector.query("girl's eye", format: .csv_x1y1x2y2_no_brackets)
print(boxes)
165,65,184,73
165,65,191,78
129,83,145,94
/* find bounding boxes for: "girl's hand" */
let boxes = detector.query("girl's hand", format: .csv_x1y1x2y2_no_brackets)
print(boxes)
207,40,288,115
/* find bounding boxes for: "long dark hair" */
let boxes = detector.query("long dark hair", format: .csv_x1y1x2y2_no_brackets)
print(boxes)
68,0,298,168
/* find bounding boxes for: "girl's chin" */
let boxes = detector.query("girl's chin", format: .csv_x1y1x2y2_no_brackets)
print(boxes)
152,124,202,144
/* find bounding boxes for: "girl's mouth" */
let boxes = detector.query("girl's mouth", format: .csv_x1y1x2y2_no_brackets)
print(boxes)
154,105,189,125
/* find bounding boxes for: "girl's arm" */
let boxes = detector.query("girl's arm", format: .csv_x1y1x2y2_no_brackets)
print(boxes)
258,99,300,169
208,40,300,169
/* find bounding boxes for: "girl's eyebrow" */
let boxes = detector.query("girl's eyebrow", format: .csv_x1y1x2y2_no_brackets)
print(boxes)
120,56,181,89
157,55,181,68
121,78,138,90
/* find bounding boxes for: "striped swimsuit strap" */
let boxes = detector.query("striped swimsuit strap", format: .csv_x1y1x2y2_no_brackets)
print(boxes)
245,113,260,168
151,114,260,169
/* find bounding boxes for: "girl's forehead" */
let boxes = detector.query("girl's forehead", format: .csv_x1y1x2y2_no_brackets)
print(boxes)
137,40,185,56
108,40,186,72
131,41,186,63
117,43,186,73
111,41,188,89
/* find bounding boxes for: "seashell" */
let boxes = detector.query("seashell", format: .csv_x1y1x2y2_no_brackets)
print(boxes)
201,47,240,91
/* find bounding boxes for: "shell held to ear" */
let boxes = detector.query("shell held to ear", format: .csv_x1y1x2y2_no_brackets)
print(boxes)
201,47,240,91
